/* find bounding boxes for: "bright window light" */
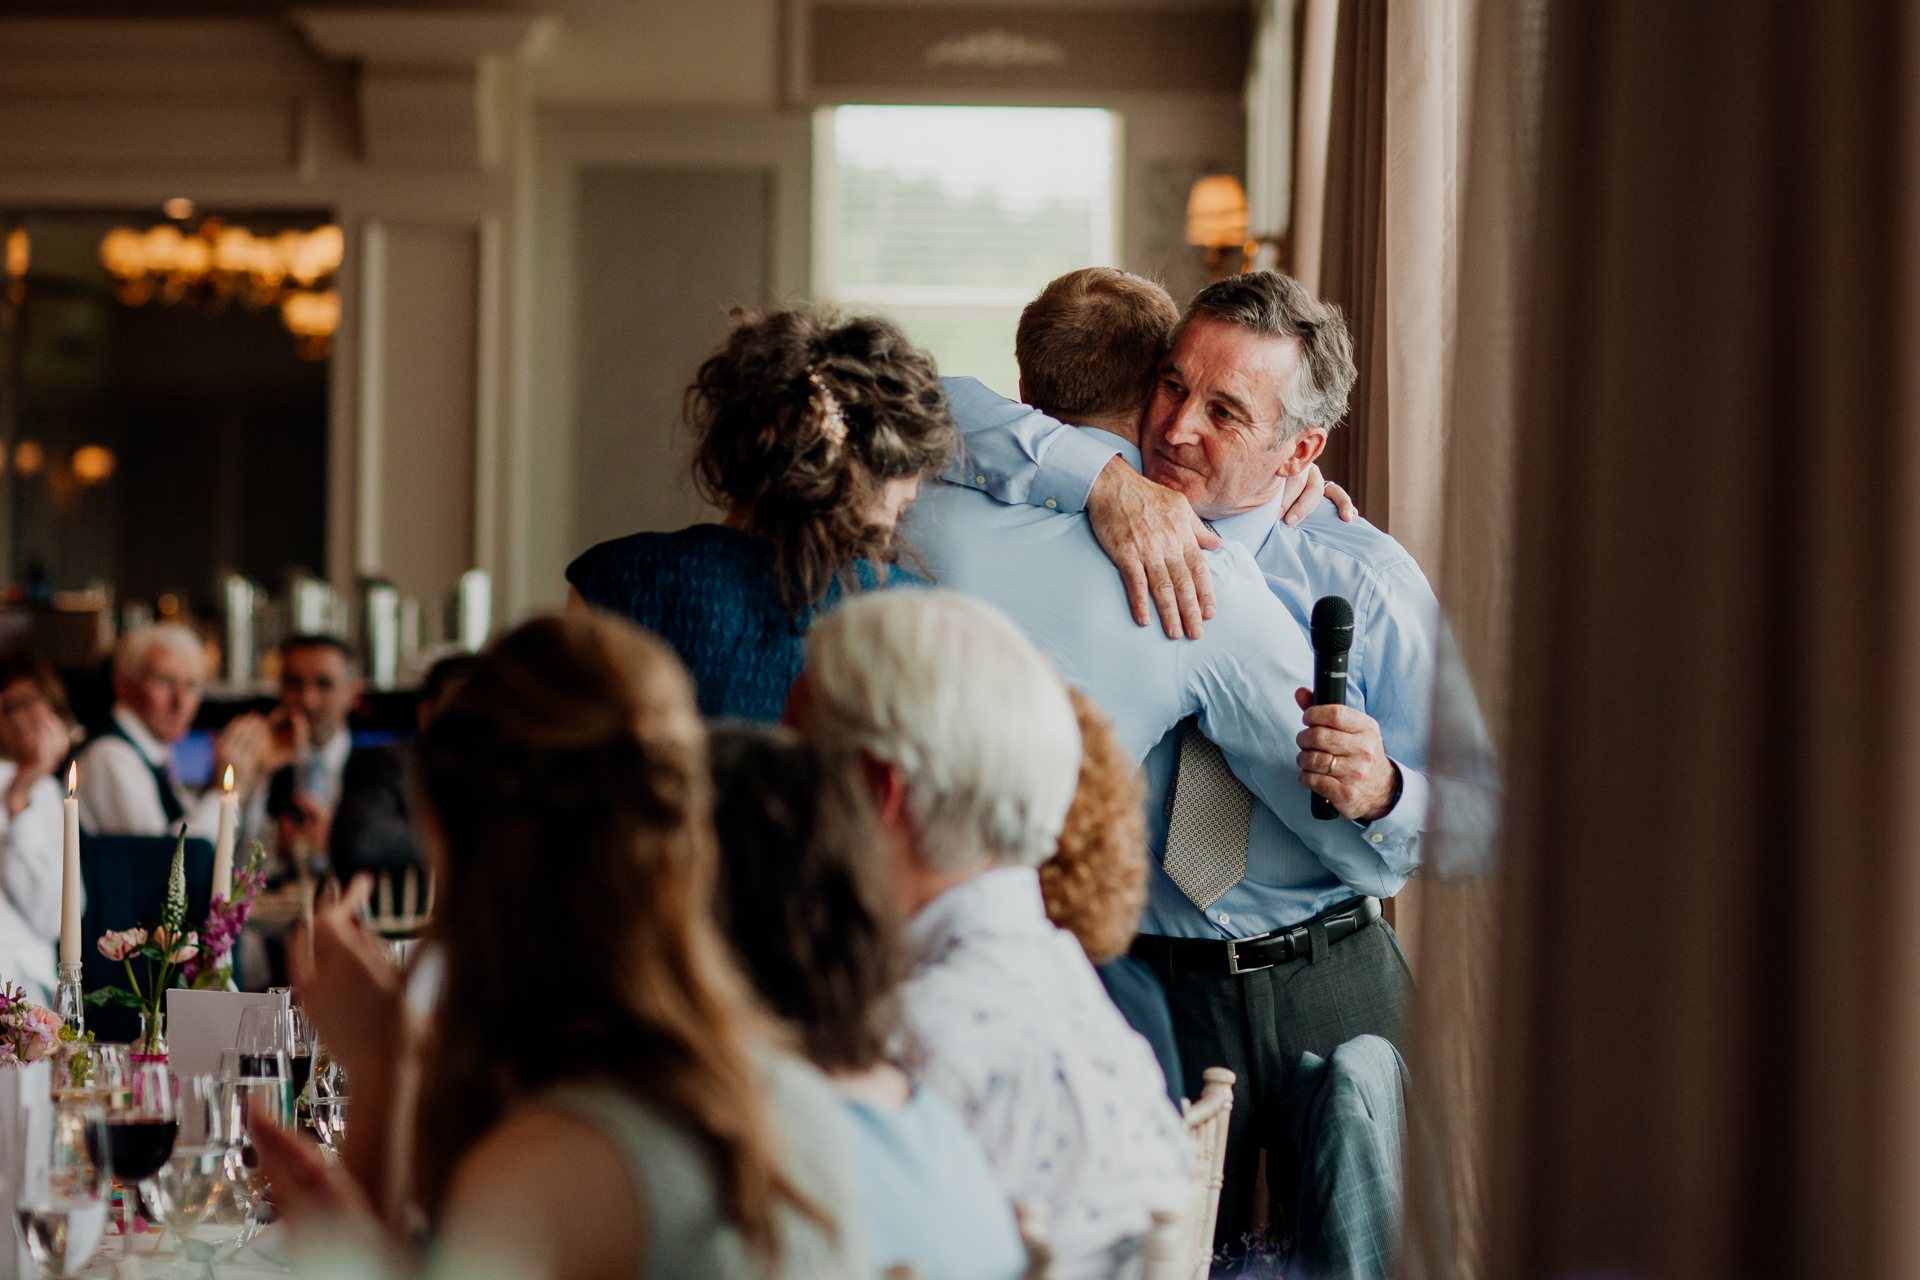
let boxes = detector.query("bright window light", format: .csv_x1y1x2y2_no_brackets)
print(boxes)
819,105,1118,399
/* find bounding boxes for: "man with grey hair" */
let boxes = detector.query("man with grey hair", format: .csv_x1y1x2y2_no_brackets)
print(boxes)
789,589,1190,1280
944,269,1443,1255
79,623,292,838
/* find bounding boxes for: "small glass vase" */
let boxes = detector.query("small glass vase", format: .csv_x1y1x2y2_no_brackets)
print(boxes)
133,1008,167,1062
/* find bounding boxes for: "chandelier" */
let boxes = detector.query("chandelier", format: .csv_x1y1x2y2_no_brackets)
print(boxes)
98,220,344,359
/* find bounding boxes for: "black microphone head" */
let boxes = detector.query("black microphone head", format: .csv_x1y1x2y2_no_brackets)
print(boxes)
1310,595,1354,652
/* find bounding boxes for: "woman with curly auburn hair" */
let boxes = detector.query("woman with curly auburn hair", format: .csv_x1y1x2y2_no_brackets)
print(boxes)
567,307,955,722
1041,689,1184,1105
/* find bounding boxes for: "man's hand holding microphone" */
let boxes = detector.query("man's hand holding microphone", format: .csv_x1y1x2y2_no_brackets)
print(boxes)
1297,595,1400,823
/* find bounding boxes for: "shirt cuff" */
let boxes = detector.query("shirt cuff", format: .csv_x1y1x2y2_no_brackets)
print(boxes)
1031,427,1122,513
1350,762,1428,858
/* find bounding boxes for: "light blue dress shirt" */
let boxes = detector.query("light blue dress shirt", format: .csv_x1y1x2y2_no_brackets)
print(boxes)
939,375,1433,938
911,397,1415,941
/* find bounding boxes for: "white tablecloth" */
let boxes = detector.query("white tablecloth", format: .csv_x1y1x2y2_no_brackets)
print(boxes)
71,1219,289,1279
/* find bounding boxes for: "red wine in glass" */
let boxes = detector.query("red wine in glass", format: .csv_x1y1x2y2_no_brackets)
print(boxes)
103,1119,177,1184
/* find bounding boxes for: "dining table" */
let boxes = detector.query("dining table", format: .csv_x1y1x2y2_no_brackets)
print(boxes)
69,1217,294,1279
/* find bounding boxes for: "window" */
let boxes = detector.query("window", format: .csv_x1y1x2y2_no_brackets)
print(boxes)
817,105,1119,398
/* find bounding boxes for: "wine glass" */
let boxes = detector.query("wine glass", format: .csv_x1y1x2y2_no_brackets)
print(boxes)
141,1075,227,1268
217,1049,287,1245
104,1064,177,1259
15,1105,112,1277
308,1055,349,1157
237,1002,314,1104
88,1046,132,1110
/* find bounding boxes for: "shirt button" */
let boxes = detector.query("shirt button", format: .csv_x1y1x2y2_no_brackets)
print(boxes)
1216,912,1230,924
1045,498,1058,508
975,474,986,484
1370,833,1385,843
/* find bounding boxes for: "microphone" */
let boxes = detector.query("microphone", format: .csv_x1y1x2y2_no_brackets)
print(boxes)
1309,596,1354,819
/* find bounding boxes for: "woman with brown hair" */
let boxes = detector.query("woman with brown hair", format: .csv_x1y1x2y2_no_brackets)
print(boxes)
566,307,954,722
1041,689,1184,1107
707,724,1026,1280
0,649,76,1001
256,613,868,1279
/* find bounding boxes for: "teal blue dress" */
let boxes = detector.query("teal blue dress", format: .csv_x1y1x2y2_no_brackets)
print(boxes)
566,525,923,722
837,1085,1026,1280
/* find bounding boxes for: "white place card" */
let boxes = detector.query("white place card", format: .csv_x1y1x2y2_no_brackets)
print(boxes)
165,988,282,1081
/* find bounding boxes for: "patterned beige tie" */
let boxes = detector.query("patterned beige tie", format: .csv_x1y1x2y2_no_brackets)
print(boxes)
1161,716,1254,910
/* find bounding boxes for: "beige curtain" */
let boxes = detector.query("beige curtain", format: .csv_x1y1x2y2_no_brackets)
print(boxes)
1313,0,1387,511
1397,0,1541,1272
1484,0,1920,1276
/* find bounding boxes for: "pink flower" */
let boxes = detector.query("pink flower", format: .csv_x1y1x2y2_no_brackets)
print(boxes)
97,928,148,962
19,1008,59,1062
169,933,198,965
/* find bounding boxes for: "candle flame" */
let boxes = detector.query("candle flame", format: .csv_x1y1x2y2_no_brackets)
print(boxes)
66,761,75,797
223,765,234,792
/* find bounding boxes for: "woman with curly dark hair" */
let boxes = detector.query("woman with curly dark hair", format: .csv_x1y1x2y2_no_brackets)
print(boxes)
567,308,955,721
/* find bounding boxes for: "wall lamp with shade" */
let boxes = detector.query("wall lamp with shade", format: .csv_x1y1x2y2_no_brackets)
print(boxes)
1186,174,1286,283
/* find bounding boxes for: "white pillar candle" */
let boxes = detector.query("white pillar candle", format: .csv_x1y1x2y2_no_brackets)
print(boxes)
212,765,236,901
60,762,80,968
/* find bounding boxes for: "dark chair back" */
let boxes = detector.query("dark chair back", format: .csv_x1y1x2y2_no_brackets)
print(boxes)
80,835,216,1045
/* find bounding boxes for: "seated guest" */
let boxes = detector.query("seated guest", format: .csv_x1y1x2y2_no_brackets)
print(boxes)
77,623,287,839
1041,691,1182,1109
0,652,76,1000
257,613,867,1279
265,634,365,876
328,653,477,887
567,307,954,720
791,590,1188,1280
708,723,1027,1280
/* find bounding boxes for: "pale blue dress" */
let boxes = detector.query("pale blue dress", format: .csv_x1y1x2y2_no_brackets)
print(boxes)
838,1084,1026,1280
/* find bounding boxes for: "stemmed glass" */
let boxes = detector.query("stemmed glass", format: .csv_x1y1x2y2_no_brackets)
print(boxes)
88,1045,131,1110
101,1063,177,1260
141,1075,228,1270
217,1048,288,1245
14,1105,112,1278
308,1055,349,1157
237,1003,314,1108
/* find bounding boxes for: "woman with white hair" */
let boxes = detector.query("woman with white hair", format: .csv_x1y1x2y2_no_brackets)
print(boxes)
788,589,1190,1280
77,623,287,839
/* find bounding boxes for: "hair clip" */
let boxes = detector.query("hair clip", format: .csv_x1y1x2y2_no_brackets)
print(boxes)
808,369,850,454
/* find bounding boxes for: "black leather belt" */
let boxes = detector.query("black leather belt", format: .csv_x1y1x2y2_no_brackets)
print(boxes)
1131,896,1382,976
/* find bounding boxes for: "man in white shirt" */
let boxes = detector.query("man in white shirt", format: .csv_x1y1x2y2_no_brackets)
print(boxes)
789,590,1189,1280
77,623,287,839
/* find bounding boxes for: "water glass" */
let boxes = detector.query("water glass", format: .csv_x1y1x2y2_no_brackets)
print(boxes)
217,1053,288,1245
15,1106,111,1278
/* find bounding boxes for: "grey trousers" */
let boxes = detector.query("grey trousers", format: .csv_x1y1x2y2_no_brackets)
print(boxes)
1133,916,1411,1257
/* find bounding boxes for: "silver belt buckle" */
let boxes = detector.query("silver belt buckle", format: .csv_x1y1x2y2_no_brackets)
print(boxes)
1225,936,1273,976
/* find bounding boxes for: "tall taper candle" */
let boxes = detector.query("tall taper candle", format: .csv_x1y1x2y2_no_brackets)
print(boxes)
60,762,79,967
212,765,236,900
